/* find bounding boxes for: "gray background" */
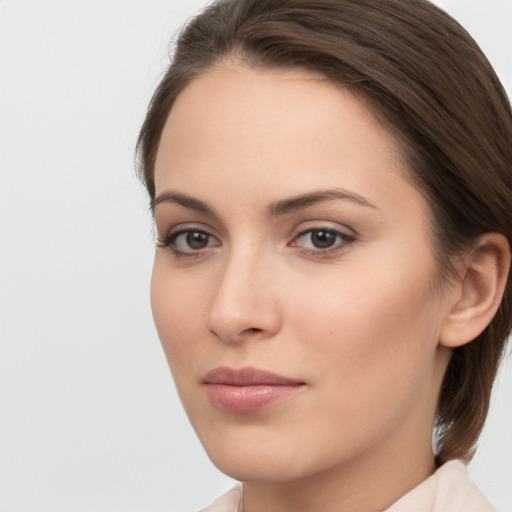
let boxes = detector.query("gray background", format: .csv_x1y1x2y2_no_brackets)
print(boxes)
1,1,511,511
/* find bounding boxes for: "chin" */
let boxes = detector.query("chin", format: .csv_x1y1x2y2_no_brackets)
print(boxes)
196,424,336,483
208,451,307,483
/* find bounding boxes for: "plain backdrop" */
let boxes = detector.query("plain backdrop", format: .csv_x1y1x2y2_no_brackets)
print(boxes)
0,1,511,511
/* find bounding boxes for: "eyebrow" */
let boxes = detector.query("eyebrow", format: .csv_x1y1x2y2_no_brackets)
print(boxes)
151,191,217,216
266,189,377,216
151,188,377,216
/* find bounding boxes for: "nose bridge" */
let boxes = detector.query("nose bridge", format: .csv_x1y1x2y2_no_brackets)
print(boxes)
206,241,280,342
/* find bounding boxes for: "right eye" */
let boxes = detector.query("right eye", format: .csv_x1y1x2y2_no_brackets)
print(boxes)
158,229,221,256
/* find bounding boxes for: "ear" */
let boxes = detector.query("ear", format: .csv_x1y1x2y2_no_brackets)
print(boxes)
439,233,511,348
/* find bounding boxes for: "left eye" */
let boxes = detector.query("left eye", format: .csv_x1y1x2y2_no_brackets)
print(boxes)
170,230,219,253
292,229,353,251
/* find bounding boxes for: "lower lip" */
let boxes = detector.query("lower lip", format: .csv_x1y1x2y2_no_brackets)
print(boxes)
205,383,305,412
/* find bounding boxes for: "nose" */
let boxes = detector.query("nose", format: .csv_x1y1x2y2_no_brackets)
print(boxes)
206,249,281,343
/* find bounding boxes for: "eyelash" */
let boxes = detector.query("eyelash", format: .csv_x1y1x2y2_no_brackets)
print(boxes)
157,228,219,258
290,228,356,257
157,227,356,258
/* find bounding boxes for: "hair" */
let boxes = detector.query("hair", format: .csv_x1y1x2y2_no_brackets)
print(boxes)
136,0,512,464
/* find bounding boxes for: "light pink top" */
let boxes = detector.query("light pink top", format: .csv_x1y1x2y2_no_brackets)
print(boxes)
199,460,498,512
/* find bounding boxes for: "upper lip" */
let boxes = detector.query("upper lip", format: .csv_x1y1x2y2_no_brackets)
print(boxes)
203,366,304,386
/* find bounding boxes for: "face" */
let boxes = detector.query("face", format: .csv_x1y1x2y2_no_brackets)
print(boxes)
151,63,454,483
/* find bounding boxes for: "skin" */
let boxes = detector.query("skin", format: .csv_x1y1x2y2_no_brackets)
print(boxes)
150,63,467,512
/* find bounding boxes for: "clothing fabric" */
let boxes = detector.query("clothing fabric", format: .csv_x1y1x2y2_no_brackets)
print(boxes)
198,460,498,512
198,486,242,512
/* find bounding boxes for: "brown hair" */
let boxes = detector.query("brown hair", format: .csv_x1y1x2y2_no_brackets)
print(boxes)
136,0,512,464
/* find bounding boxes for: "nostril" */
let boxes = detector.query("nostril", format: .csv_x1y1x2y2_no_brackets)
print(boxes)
244,327,263,334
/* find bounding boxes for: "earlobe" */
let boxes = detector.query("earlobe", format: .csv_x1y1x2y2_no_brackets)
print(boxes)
439,233,511,348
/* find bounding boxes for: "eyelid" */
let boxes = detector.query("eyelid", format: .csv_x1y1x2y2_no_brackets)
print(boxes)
288,222,357,255
156,222,221,255
155,220,356,257
289,219,357,239
290,228,354,246
156,221,217,241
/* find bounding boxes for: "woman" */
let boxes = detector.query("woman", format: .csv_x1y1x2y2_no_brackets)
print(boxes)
136,0,512,510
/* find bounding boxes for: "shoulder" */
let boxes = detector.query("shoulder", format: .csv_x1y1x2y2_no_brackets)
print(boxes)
198,486,241,512
386,460,498,512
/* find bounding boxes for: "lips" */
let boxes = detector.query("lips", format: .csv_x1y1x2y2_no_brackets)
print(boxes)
203,366,306,412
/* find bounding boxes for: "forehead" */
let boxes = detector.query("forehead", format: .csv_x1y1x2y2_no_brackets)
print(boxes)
154,63,427,221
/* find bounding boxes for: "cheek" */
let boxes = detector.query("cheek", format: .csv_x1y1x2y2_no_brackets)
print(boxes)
271,264,443,465
286,256,442,396
150,259,207,376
